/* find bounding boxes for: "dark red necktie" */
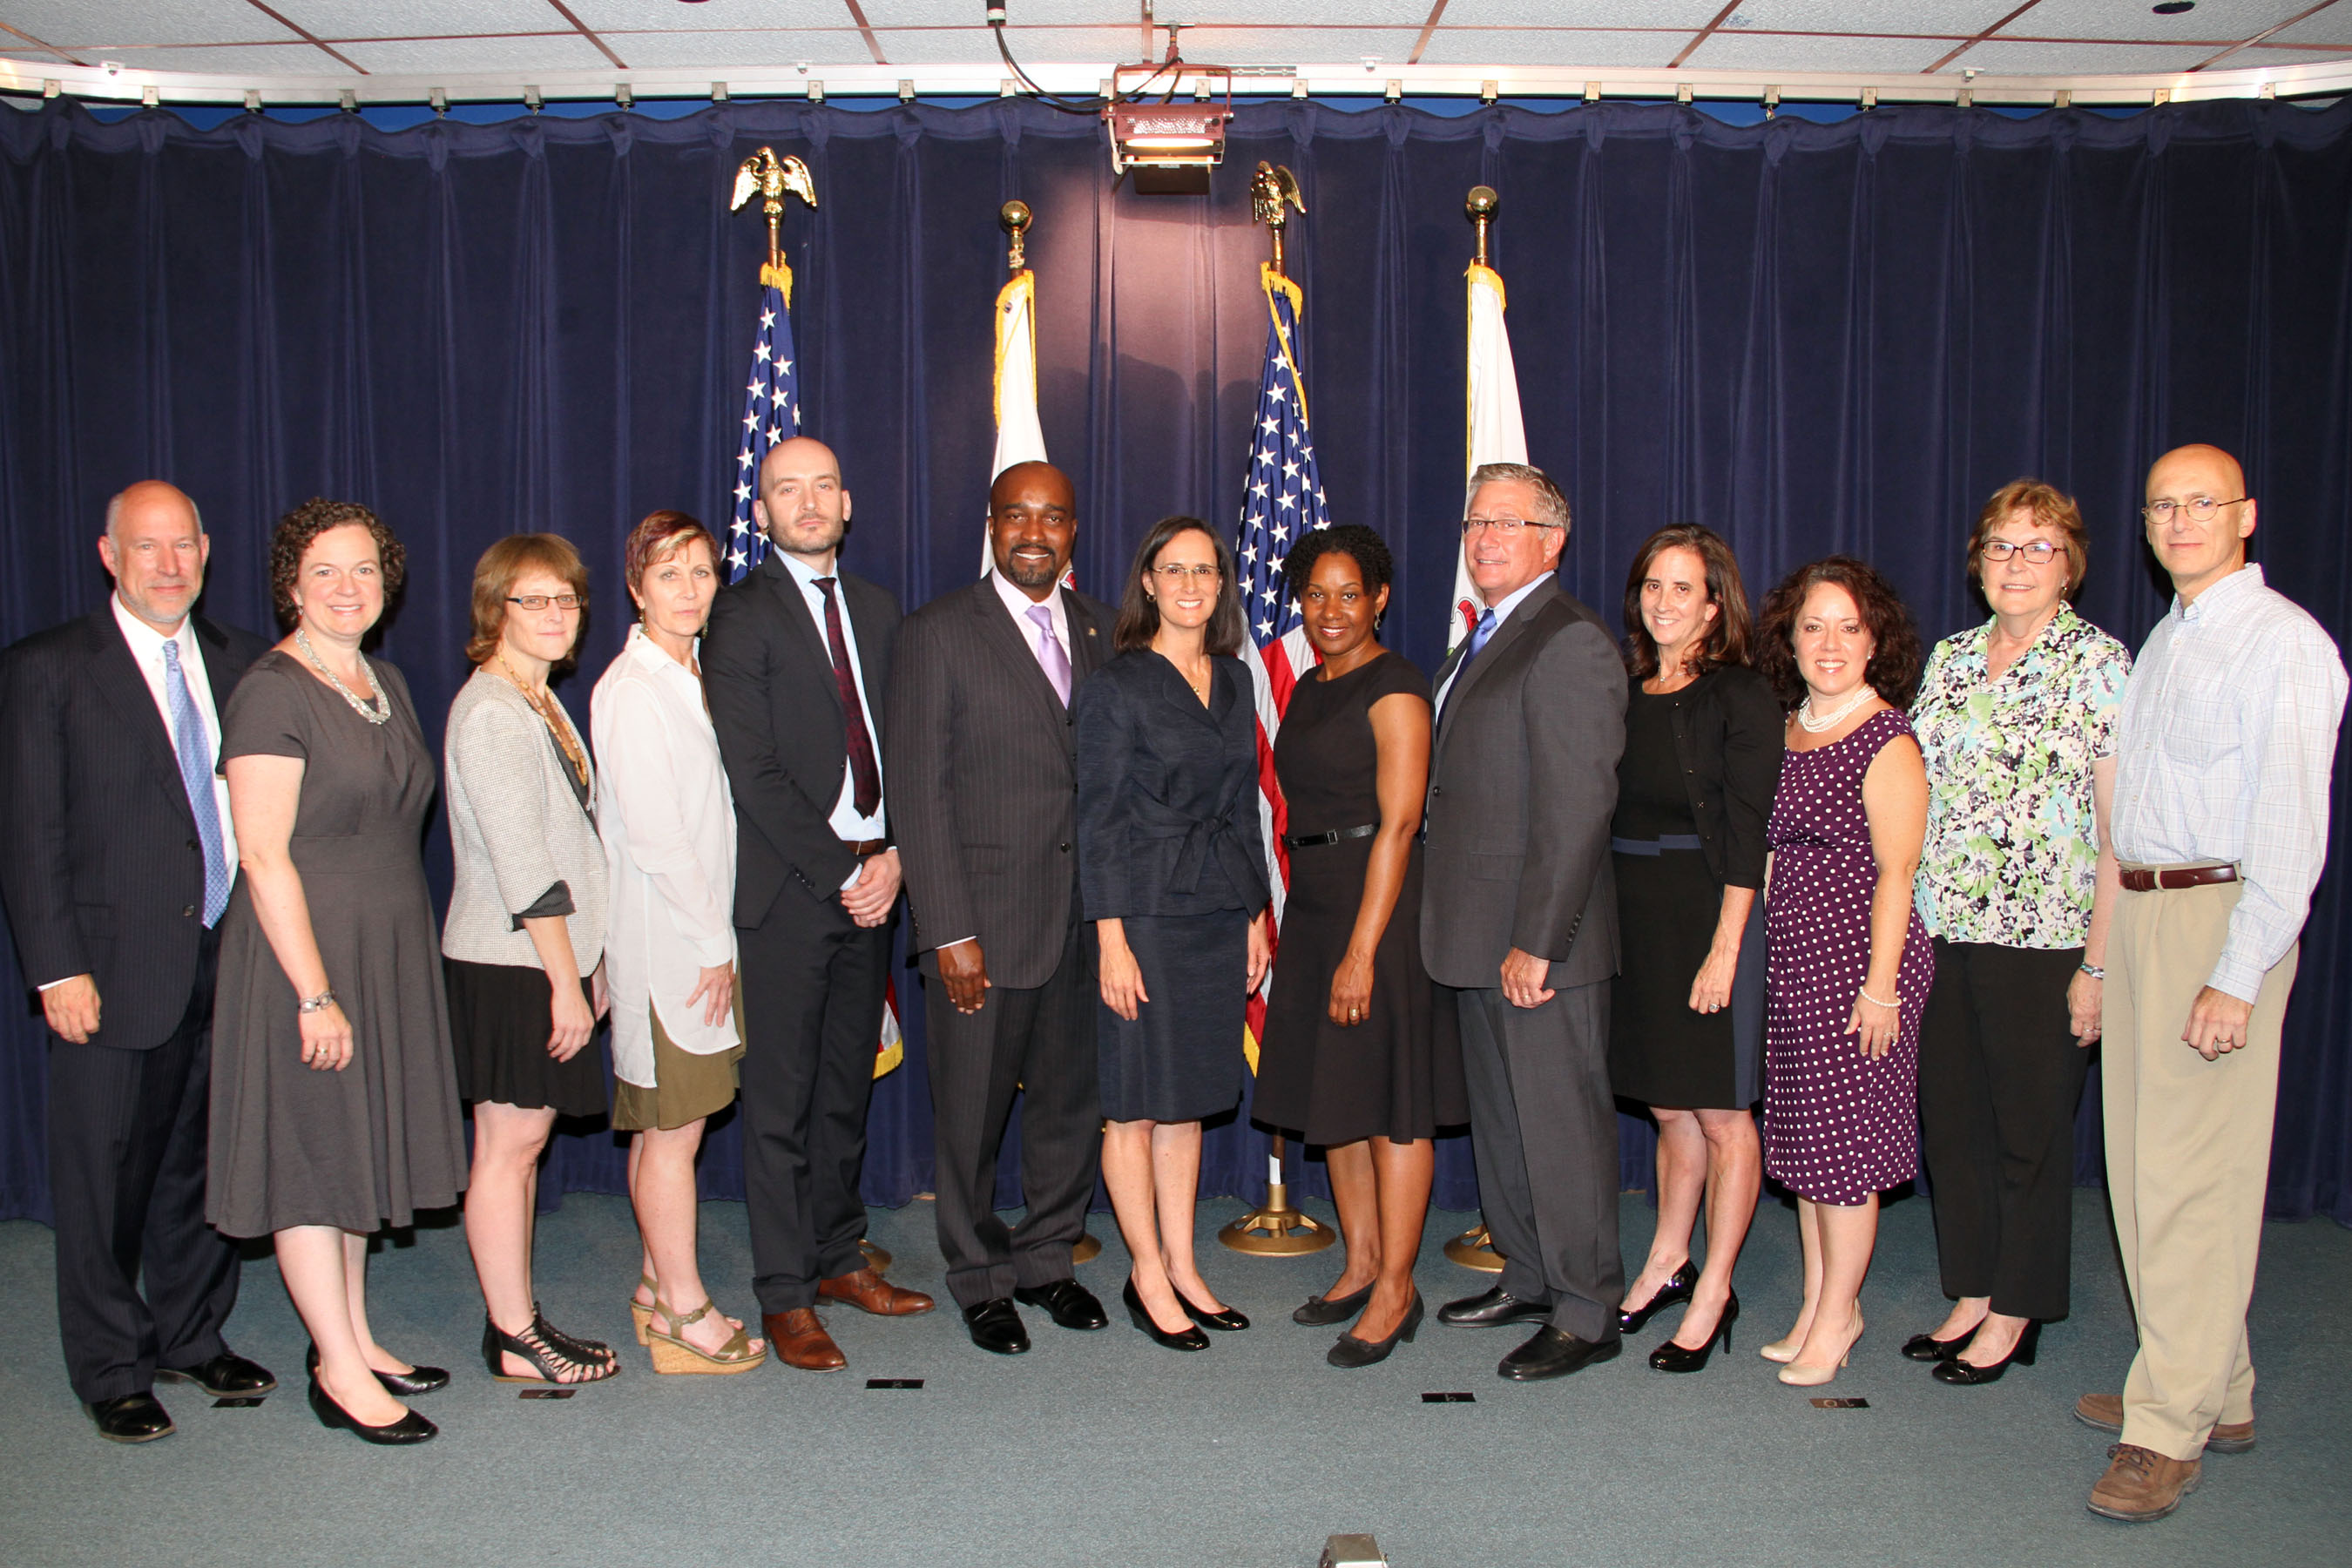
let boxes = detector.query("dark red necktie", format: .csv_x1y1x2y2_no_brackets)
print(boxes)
814,577,882,816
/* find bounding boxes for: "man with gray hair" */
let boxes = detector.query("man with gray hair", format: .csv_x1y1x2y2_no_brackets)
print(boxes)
0,481,275,1442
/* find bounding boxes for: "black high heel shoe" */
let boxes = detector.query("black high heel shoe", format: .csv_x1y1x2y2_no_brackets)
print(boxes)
1902,1328,1975,1362
307,1342,449,1396
1648,1290,1740,1374
1122,1280,1209,1351
1293,1282,1374,1327
1931,1320,2040,1385
1617,1260,1698,1335
307,1376,436,1445
1328,1292,1423,1369
1178,1292,1249,1333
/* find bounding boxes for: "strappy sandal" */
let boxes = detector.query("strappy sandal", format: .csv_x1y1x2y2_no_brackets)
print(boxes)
481,1315,620,1385
646,1298,767,1376
629,1274,659,1346
531,1303,618,1369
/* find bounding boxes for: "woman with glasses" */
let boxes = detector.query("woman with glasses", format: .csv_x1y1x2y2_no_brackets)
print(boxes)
1074,517,1271,1352
1906,481,2130,1384
443,535,616,1386
1607,525,1781,1373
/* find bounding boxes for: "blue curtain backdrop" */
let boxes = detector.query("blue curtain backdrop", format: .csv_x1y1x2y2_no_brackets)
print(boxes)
2,95,2348,1228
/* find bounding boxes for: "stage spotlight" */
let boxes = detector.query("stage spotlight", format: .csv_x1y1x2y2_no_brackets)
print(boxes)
1319,1536,1388,1567
1105,60,1233,195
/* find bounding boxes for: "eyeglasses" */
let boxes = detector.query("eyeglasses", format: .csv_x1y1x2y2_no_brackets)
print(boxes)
509,594,586,612
1460,516,1564,537
2140,496,2247,524
1982,541,2060,564
1151,564,1221,584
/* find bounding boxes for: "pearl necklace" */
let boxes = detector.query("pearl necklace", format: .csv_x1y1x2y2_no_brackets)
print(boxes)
294,626,390,726
1796,684,1876,733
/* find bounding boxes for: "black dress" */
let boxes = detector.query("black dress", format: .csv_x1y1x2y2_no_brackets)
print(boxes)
1607,681,1766,1110
1073,650,1270,1124
1255,653,1465,1145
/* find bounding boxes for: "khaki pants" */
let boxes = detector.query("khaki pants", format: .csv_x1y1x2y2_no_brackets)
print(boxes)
2103,875,2298,1462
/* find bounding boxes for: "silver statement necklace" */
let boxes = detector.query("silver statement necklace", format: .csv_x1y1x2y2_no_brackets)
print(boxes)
294,625,390,726
1796,683,1876,733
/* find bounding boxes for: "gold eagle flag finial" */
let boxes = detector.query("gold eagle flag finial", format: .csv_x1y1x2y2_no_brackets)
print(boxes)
1249,161,1305,276
730,148,818,298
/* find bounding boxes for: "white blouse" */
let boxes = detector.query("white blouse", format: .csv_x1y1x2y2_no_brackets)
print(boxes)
590,626,741,1086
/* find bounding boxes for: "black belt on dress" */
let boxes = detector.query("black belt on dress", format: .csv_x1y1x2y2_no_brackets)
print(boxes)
2119,862,2238,892
1611,835,1703,856
1283,823,1379,849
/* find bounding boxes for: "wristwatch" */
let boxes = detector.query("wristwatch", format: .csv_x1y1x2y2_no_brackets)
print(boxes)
298,990,338,1015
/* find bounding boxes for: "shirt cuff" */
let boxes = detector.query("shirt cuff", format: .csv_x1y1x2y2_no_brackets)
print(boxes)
510,879,577,930
938,936,977,950
2205,950,2266,1007
839,862,863,893
36,976,79,991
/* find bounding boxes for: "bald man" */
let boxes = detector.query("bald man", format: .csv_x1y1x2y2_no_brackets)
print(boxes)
2081,444,2346,1523
885,462,1113,1354
0,483,274,1442
703,437,934,1375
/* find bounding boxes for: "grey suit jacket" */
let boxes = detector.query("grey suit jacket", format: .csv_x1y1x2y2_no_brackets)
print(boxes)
1420,579,1626,991
883,578,1112,990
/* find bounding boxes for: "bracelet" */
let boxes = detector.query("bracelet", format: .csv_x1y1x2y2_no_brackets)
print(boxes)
2078,962,2105,980
1857,987,1899,1009
298,990,337,1015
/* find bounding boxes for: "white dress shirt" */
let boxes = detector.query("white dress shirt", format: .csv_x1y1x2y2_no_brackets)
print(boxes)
2112,564,2349,1002
591,626,742,1086
113,594,238,872
1435,571,1551,717
776,551,887,865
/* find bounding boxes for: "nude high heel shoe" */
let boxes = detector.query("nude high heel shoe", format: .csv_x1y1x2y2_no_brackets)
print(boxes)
1777,1313,1864,1387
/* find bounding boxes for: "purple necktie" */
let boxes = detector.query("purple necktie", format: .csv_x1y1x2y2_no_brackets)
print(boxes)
1027,604,1071,706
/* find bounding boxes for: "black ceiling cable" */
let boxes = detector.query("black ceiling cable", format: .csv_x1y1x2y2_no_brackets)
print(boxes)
987,3,1184,116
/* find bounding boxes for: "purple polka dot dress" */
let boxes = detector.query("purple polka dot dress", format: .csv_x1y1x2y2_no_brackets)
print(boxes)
1763,707,1932,1206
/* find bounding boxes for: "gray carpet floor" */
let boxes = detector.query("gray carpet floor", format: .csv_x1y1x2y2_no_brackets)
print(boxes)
0,1187,2342,1567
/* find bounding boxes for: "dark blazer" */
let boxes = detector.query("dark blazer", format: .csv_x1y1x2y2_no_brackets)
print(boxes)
1422,580,1625,990
703,551,899,929
1644,662,1783,890
0,607,268,1050
1073,651,1270,923
883,579,1113,988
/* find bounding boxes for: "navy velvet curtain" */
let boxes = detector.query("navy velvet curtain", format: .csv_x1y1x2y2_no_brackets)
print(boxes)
2,95,2347,1228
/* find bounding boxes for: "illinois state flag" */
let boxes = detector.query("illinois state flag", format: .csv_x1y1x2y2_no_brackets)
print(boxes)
1450,259,1529,649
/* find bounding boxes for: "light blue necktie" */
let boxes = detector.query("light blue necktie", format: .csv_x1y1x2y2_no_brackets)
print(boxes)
1468,607,1498,659
162,640,230,927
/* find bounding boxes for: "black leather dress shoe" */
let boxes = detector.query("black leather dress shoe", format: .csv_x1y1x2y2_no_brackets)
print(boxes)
1438,1286,1552,1329
154,1351,277,1398
1497,1325,1622,1382
86,1392,175,1443
963,1298,1032,1355
307,1377,436,1445
307,1342,450,1396
1014,1279,1109,1330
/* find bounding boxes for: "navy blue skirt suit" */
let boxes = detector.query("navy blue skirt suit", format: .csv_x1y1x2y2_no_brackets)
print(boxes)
1073,649,1271,1123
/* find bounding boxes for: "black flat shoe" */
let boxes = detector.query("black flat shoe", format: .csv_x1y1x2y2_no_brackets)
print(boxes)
85,1392,174,1443
1293,1283,1375,1326
307,1342,450,1396
1122,1280,1209,1351
1617,1261,1699,1335
154,1351,276,1398
1328,1293,1423,1369
1931,1321,2041,1385
307,1376,436,1445
1438,1286,1551,1329
962,1298,1032,1355
1902,1328,1974,1362
1649,1290,1740,1373
1498,1324,1621,1382
1177,1292,1249,1332
1013,1279,1108,1331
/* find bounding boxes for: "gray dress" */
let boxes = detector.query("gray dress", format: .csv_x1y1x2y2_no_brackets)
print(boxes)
206,652,468,1238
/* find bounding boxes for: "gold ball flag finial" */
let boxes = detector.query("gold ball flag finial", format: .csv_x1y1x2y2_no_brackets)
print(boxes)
1466,184,1498,267
999,199,1032,271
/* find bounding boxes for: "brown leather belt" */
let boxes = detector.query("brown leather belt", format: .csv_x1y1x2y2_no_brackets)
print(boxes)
843,838,889,858
2119,863,2239,892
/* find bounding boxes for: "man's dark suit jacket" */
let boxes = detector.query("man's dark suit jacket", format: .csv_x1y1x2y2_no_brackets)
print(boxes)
702,550,900,928
1421,579,1625,992
0,608,269,1049
883,578,1112,990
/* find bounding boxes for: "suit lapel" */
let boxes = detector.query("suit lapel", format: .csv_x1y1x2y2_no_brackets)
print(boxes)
760,553,841,724
1433,583,1556,759
969,581,1070,729
85,612,198,829
193,616,244,714
1062,587,1107,683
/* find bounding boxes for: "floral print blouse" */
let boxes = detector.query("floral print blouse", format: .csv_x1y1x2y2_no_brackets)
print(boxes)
1911,604,2132,949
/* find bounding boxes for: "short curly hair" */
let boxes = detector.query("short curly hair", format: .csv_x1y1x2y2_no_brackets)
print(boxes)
1754,555,1923,711
268,498,406,631
1282,524,1394,605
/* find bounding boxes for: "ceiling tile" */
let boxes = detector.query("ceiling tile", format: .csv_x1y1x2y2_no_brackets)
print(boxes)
1414,28,1704,68
588,29,874,68
1707,0,1997,34
1161,25,1423,68
2272,10,2352,46
1433,1,1727,24
855,0,1135,24
8,0,303,48
25,43,340,72
1686,30,1957,71
264,1,562,41
1950,39,2225,73
332,33,616,75
867,25,1141,64
2000,0,2314,44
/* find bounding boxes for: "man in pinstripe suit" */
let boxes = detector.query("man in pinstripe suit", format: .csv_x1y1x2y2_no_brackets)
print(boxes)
886,461,1113,1355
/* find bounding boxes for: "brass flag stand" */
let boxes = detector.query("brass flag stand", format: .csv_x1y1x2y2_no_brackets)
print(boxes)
1220,161,1334,1259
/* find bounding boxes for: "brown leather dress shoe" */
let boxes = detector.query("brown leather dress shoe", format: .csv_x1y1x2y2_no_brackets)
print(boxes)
2088,1443,2201,1522
2074,1392,2256,1454
818,1266,936,1317
762,1309,848,1372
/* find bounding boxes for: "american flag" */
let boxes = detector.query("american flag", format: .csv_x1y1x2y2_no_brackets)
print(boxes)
726,280,801,585
1234,266,1332,1069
